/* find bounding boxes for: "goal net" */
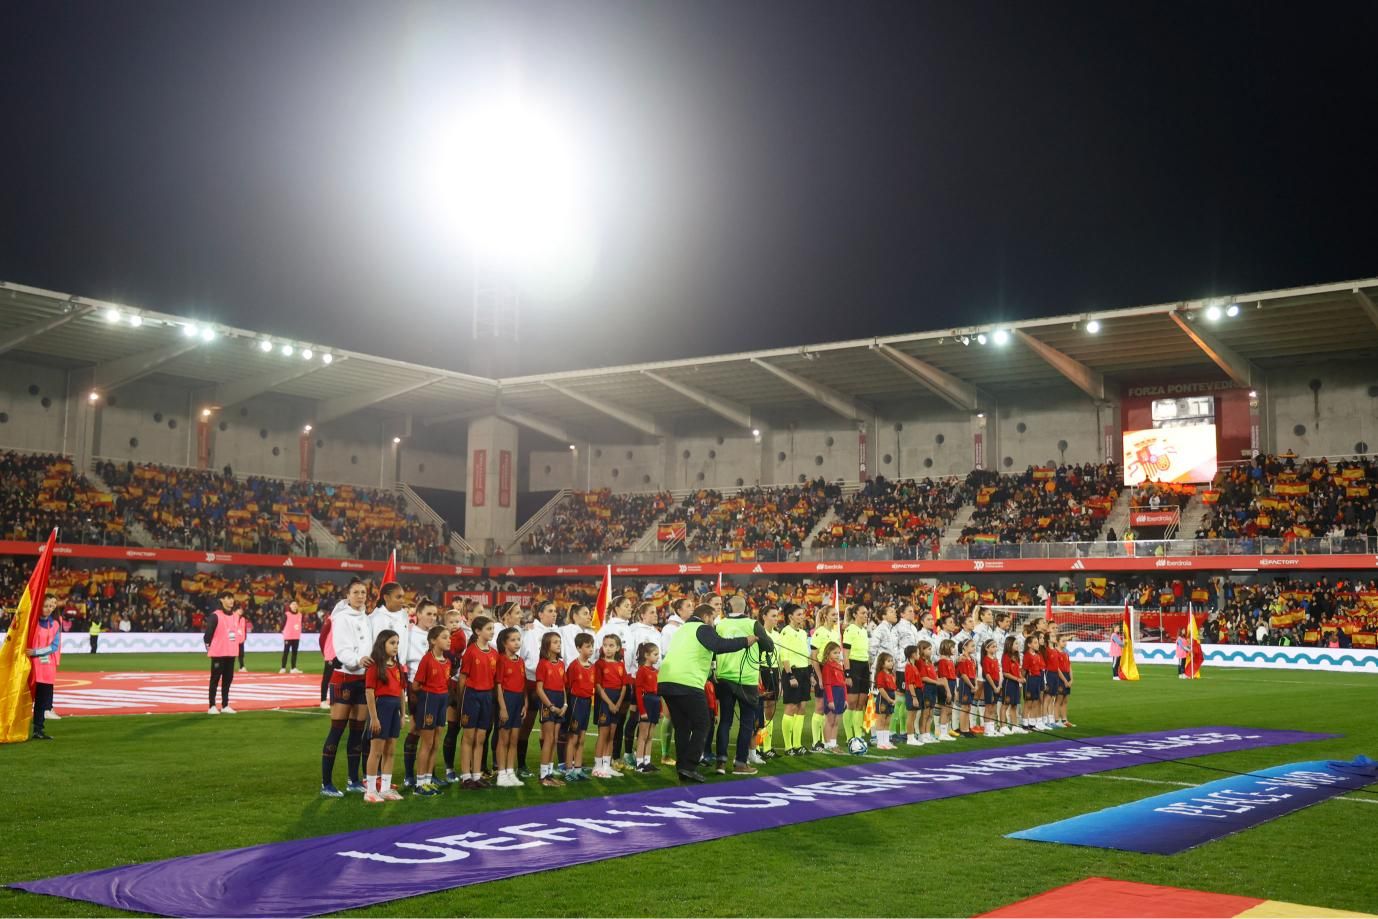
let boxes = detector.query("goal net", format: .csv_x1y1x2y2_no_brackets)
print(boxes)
981,604,1139,644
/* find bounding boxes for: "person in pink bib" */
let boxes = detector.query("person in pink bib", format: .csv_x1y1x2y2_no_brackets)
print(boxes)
204,591,244,714
279,600,303,674
26,594,62,740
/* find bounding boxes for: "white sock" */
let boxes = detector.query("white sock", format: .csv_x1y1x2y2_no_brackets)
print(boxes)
365,774,377,792
540,764,551,778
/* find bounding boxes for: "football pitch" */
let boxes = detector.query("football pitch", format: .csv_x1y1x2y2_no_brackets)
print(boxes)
4,655,1376,917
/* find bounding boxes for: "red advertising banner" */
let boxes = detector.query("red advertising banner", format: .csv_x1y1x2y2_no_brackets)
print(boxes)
497,590,534,606
498,450,512,508
196,421,212,470
298,433,314,482
472,449,487,507
444,590,493,607
858,430,868,482
1130,510,1180,527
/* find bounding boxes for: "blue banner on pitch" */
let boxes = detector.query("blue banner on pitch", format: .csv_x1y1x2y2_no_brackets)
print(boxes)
1009,756,1377,854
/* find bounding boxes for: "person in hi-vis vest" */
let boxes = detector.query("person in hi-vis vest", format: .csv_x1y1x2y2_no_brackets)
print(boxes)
658,600,758,784
204,592,244,714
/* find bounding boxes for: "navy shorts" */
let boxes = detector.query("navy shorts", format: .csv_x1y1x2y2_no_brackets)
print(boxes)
1003,682,1021,705
958,683,974,705
947,679,958,701
1061,678,1072,696
1025,674,1042,701
416,690,448,730
876,697,894,716
824,685,846,714
461,689,495,731
373,694,402,739
329,677,365,706
640,694,662,725
983,683,998,706
499,689,525,730
905,690,920,710
595,693,624,726
566,695,592,733
541,689,566,723
924,683,945,707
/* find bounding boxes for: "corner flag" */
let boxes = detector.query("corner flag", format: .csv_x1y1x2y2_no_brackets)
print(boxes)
1117,603,1140,681
0,529,58,744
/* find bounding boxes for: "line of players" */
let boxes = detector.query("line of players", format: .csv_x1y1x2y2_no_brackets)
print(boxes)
303,579,1074,799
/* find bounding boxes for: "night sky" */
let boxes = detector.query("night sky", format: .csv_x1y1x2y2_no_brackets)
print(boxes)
3,2,1377,376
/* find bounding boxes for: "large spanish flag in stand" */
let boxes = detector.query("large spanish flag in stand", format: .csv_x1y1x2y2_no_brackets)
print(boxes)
1118,603,1140,681
1186,611,1204,679
0,529,58,744
591,565,612,631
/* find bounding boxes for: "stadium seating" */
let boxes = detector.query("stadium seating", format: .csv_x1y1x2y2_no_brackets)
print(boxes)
813,475,963,557
959,462,1121,546
670,480,839,560
0,451,127,545
1197,454,1378,548
523,489,671,555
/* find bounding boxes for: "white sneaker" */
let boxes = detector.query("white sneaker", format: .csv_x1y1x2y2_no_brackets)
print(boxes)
238,667,248,673
495,773,515,787
279,668,287,674
46,711,61,720
222,706,238,714
291,668,303,674
1012,726,1028,734
363,791,383,804
920,733,935,744
905,736,922,746
319,701,330,709
998,726,1012,735
590,768,613,779
208,707,219,715
938,731,957,742
748,750,765,766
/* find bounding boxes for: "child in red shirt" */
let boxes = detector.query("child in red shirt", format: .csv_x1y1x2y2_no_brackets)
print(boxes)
935,639,958,743
820,642,847,752
956,640,979,737
1001,636,1026,735
873,652,898,749
903,644,924,745
633,642,661,771
533,632,568,787
494,627,528,787
456,616,497,788
363,630,407,802
410,625,451,795
591,635,627,779
1022,634,1046,730
563,633,596,780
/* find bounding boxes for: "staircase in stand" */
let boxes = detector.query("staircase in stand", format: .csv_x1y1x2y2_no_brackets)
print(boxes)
308,518,348,558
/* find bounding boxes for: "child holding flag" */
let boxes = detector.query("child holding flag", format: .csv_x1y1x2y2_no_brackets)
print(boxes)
26,595,62,740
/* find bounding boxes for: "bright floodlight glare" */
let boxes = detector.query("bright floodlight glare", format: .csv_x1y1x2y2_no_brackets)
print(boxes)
281,344,294,356
88,391,100,403
568,444,577,451
104,307,121,323
182,323,199,338
1226,303,1240,317
200,326,216,342
303,424,313,433
1205,305,1222,321
392,436,402,445
258,339,273,353
201,408,211,418
413,93,596,296
1249,389,1258,398
321,353,333,364
751,428,761,437
993,329,1009,345
128,314,143,328
1086,319,1101,334
301,348,313,360
976,333,988,345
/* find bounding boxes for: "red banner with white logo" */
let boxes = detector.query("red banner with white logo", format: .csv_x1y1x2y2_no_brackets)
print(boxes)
498,450,512,508
1130,510,1180,527
472,449,487,507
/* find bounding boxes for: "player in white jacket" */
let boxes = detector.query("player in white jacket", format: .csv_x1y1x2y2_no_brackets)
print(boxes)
517,602,561,777
368,582,412,671
321,579,374,797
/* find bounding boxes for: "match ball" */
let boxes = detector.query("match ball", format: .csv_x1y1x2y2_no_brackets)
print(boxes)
847,736,869,756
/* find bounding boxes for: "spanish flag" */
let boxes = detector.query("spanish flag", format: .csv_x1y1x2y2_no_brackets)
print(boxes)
591,564,612,631
1117,603,1140,681
0,529,58,744
1186,610,1204,679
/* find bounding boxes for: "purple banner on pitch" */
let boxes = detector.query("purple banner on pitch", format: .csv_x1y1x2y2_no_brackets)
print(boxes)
13,728,1332,918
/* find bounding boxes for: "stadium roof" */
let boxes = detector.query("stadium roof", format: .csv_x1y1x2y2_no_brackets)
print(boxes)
4,275,1378,442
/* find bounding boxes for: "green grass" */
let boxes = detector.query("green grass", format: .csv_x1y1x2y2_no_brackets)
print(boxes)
3,666,1377,917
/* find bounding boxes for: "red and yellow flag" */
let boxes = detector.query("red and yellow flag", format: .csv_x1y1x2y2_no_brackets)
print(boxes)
0,529,58,744
1117,603,1140,681
1186,610,1204,679
591,564,612,631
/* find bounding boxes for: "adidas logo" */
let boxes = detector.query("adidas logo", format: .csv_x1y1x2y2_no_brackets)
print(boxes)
751,564,764,573
282,557,294,567
1070,559,1084,570
505,568,516,576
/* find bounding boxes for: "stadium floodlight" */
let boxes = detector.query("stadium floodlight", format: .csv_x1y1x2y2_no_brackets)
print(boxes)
993,329,1009,345
88,390,100,403
976,333,988,345
1205,304,1223,321
199,326,216,342
752,428,761,437
976,412,986,419
1249,389,1258,398
303,424,313,433
258,339,273,353
392,436,402,445
1086,319,1101,334
321,352,333,364
1226,303,1240,317
301,348,313,360
104,307,121,323
182,322,200,338
568,444,577,451
281,344,293,356
128,314,143,328
200,408,212,418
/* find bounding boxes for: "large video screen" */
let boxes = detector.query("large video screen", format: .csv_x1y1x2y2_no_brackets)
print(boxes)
1122,424,1218,486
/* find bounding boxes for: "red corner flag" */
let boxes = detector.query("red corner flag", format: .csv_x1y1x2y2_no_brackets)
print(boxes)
592,564,612,631
371,549,397,610
0,529,58,744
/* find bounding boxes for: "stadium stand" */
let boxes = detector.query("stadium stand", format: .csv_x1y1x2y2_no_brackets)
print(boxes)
1,452,128,545
959,462,1121,546
523,489,672,554
813,475,963,557
1198,454,1378,548
668,480,839,559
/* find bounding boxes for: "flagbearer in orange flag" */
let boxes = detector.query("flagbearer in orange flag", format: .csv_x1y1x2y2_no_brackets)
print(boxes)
1117,603,1140,681
0,529,59,744
1186,611,1204,679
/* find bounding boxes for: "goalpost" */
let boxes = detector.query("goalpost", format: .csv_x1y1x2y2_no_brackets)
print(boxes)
981,605,1139,643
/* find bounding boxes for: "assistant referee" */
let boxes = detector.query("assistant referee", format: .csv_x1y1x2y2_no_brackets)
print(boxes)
658,601,757,783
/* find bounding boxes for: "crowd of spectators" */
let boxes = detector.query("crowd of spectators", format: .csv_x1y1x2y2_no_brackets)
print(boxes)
669,480,840,558
813,475,963,557
523,489,671,555
1,452,130,545
1196,454,1378,550
959,462,1121,546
